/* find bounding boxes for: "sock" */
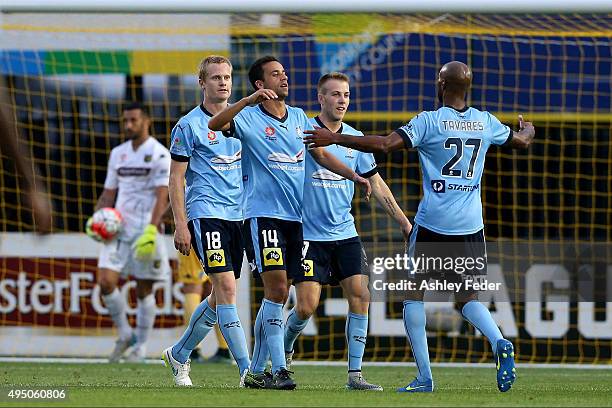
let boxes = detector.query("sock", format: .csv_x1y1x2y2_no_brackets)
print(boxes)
217,304,250,373
102,288,132,340
183,293,201,324
261,298,286,374
403,300,432,382
215,324,229,351
461,300,504,353
250,304,270,373
284,307,310,353
172,298,216,364
136,294,156,350
346,312,368,372
183,293,201,352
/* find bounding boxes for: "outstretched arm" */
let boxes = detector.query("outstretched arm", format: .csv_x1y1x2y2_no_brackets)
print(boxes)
308,147,372,201
304,128,406,154
208,88,278,131
369,173,412,241
508,115,535,149
0,79,52,233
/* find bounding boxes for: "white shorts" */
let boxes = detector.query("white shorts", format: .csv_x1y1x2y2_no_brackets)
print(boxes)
98,236,170,281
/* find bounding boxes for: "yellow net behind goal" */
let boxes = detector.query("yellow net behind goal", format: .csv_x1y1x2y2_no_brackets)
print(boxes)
1,12,610,362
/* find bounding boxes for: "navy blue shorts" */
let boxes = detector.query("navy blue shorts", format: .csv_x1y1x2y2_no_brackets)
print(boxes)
187,218,244,277
407,223,487,283
293,236,367,286
243,217,303,278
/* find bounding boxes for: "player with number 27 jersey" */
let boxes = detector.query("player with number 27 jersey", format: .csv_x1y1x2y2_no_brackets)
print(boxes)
396,106,510,235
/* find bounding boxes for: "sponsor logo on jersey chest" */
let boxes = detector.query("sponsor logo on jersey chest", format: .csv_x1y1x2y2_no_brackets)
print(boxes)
117,167,151,177
264,126,277,141
208,131,219,145
431,179,446,193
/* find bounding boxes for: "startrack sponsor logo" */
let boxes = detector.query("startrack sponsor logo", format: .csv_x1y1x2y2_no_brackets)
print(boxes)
431,179,445,193
448,183,479,192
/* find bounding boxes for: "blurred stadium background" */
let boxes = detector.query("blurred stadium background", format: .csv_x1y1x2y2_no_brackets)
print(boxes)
0,3,611,366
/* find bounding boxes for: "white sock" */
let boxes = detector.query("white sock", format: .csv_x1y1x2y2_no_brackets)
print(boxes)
102,288,132,340
136,294,156,349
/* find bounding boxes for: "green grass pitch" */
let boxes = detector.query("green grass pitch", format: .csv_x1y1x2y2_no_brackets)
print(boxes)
1,362,611,407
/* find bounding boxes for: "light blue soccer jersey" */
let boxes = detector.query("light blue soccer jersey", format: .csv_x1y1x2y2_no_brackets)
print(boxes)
169,104,243,221
302,117,377,241
396,106,511,235
229,104,314,222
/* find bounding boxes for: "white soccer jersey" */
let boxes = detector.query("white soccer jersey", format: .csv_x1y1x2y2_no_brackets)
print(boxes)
103,137,171,239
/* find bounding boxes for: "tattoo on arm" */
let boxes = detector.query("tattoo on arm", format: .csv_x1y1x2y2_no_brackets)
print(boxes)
383,196,399,217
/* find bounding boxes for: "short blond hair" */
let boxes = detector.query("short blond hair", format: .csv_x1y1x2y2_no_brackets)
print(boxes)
318,72,350,93
198,55,232,81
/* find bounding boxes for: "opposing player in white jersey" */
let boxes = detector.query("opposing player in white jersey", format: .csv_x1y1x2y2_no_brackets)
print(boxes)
305,61,535,393
91,102,171,362
283,72,412,391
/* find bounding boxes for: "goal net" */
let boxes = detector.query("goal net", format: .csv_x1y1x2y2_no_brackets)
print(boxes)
1,12,610,362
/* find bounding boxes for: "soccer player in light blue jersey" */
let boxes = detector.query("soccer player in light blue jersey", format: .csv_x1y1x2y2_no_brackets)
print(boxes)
162,56,250,387
208,56,371,390
283,72,412,391
305,61,535,393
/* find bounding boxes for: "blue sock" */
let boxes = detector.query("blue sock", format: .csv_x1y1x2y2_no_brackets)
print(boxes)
461,300,504,353
346,312,368,372
403,300,432,382
261,298,286,374
250,303,270,373
217,304,251,374
284,307,310,353
172,298,216,364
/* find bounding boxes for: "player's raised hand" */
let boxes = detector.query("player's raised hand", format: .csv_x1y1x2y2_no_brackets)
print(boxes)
247,89,278,106
518,114,535,133
351,174,372,202
303,126,339,148
174,222,191,256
